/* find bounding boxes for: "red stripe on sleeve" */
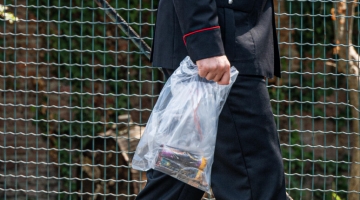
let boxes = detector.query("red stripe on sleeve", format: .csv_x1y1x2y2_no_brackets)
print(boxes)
182,26,220,45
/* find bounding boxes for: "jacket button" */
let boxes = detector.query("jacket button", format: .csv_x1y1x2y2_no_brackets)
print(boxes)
228,0,233,4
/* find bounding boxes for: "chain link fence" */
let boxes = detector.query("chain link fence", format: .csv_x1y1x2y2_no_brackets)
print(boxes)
0,0,359,199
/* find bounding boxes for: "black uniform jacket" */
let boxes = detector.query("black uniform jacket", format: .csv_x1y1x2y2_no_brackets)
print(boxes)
150,0,281,78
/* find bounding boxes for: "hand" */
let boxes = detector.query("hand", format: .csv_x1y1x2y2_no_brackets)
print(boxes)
196,55,231,85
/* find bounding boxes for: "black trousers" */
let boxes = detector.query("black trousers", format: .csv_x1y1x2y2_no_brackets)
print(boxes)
136,69,286,200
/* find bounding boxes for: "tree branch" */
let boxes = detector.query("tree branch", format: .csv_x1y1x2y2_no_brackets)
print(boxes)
333,1,360,199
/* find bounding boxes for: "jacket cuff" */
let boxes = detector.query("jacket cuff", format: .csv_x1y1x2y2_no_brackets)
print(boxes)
183,27,225,62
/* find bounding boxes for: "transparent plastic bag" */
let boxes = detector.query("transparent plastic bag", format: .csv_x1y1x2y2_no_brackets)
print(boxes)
132,56,239,192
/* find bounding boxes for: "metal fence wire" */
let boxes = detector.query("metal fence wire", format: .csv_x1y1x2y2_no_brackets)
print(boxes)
0,0,360,199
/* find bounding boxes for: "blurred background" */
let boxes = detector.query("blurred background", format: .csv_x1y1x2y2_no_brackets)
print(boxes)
0,0,359,199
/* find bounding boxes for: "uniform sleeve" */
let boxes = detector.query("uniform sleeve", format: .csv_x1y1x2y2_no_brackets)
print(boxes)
172,0,225,62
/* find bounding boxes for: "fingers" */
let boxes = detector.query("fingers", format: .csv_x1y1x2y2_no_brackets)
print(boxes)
205,70,218,81
215,60,230,84
212,73,223,83
197,59,216,78
212,65,227,83
217,69,230,85
196,56,231,85
198,65,208,78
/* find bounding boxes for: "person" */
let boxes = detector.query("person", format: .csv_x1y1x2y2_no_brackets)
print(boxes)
136,0,287,199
